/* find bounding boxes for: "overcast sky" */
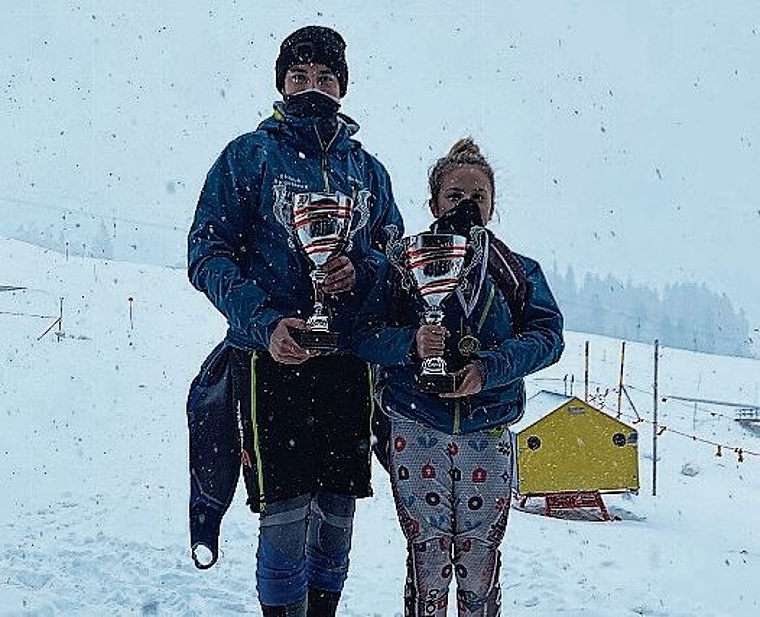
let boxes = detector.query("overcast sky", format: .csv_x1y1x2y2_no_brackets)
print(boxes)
3,1,759,333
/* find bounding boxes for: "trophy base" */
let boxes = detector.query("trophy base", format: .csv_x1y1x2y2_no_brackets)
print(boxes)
417,372,463,395
290,328,340,354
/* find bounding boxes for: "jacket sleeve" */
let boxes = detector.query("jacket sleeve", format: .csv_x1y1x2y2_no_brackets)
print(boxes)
351,260,418,366
476,260,564,390
187,140,283,350
350,158,405,299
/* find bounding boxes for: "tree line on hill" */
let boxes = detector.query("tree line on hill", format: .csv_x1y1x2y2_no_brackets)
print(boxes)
546,265,754,358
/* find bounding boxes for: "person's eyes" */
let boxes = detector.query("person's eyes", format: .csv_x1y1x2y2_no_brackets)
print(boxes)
318,74,336,84
445,191,463,202
290,73,308,83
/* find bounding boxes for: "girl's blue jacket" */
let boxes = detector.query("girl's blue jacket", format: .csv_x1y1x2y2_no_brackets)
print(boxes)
188,103,403,351
352,246,564,434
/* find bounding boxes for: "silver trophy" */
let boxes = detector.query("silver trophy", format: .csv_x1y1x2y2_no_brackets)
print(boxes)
406,233,468,393
291,191,353,353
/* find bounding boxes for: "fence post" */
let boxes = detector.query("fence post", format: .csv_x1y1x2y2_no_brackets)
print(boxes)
652,339,659,496
584,341,590,402
37,298,64,342
56,297,63,341
617,341,626,418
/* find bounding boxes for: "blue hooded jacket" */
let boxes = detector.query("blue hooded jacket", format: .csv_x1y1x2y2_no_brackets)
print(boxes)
188,103,403,351
185,103,403,567
352,239,564,435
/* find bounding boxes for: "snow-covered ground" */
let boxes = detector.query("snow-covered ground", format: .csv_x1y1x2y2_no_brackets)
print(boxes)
2,235,759,616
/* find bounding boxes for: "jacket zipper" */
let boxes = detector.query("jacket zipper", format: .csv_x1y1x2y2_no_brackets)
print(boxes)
314,122,339,191
453,399,461,435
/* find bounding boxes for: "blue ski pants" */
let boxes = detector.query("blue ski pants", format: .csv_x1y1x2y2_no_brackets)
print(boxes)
256,491,356,607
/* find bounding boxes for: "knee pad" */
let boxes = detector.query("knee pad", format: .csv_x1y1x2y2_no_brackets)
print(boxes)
256,497,311,606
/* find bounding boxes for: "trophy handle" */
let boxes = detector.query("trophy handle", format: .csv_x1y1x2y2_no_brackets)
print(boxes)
345,187,371,251
458,226,487,287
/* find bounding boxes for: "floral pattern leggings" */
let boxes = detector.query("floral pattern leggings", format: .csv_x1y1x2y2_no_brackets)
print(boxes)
388,414,514,616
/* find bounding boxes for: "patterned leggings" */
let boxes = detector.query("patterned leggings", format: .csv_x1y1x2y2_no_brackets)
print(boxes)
388,414,514,616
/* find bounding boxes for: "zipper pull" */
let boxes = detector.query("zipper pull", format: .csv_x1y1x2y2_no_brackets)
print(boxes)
321,154,330,192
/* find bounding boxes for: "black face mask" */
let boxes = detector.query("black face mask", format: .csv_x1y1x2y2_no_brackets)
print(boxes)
284,89,341,119
430,198,484,237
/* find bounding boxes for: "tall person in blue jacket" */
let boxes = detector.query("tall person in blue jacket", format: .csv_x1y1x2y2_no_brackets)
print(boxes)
186,26,403,616
353,138,563,616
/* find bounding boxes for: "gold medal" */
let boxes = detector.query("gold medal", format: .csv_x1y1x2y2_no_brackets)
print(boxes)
458,334,480,357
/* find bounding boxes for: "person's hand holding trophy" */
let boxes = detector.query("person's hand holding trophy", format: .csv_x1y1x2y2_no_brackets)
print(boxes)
289,191,354,354
405,232,468,394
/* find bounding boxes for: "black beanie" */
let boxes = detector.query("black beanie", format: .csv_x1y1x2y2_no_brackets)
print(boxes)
275,26,348,97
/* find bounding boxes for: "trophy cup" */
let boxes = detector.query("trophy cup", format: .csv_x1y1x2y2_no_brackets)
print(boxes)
291,191,353,353
406,233,468,394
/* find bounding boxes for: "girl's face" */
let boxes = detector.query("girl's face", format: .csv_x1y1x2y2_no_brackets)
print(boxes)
431,165,494,225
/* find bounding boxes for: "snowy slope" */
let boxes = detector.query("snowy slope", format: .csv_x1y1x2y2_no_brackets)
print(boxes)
2,235,759,616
